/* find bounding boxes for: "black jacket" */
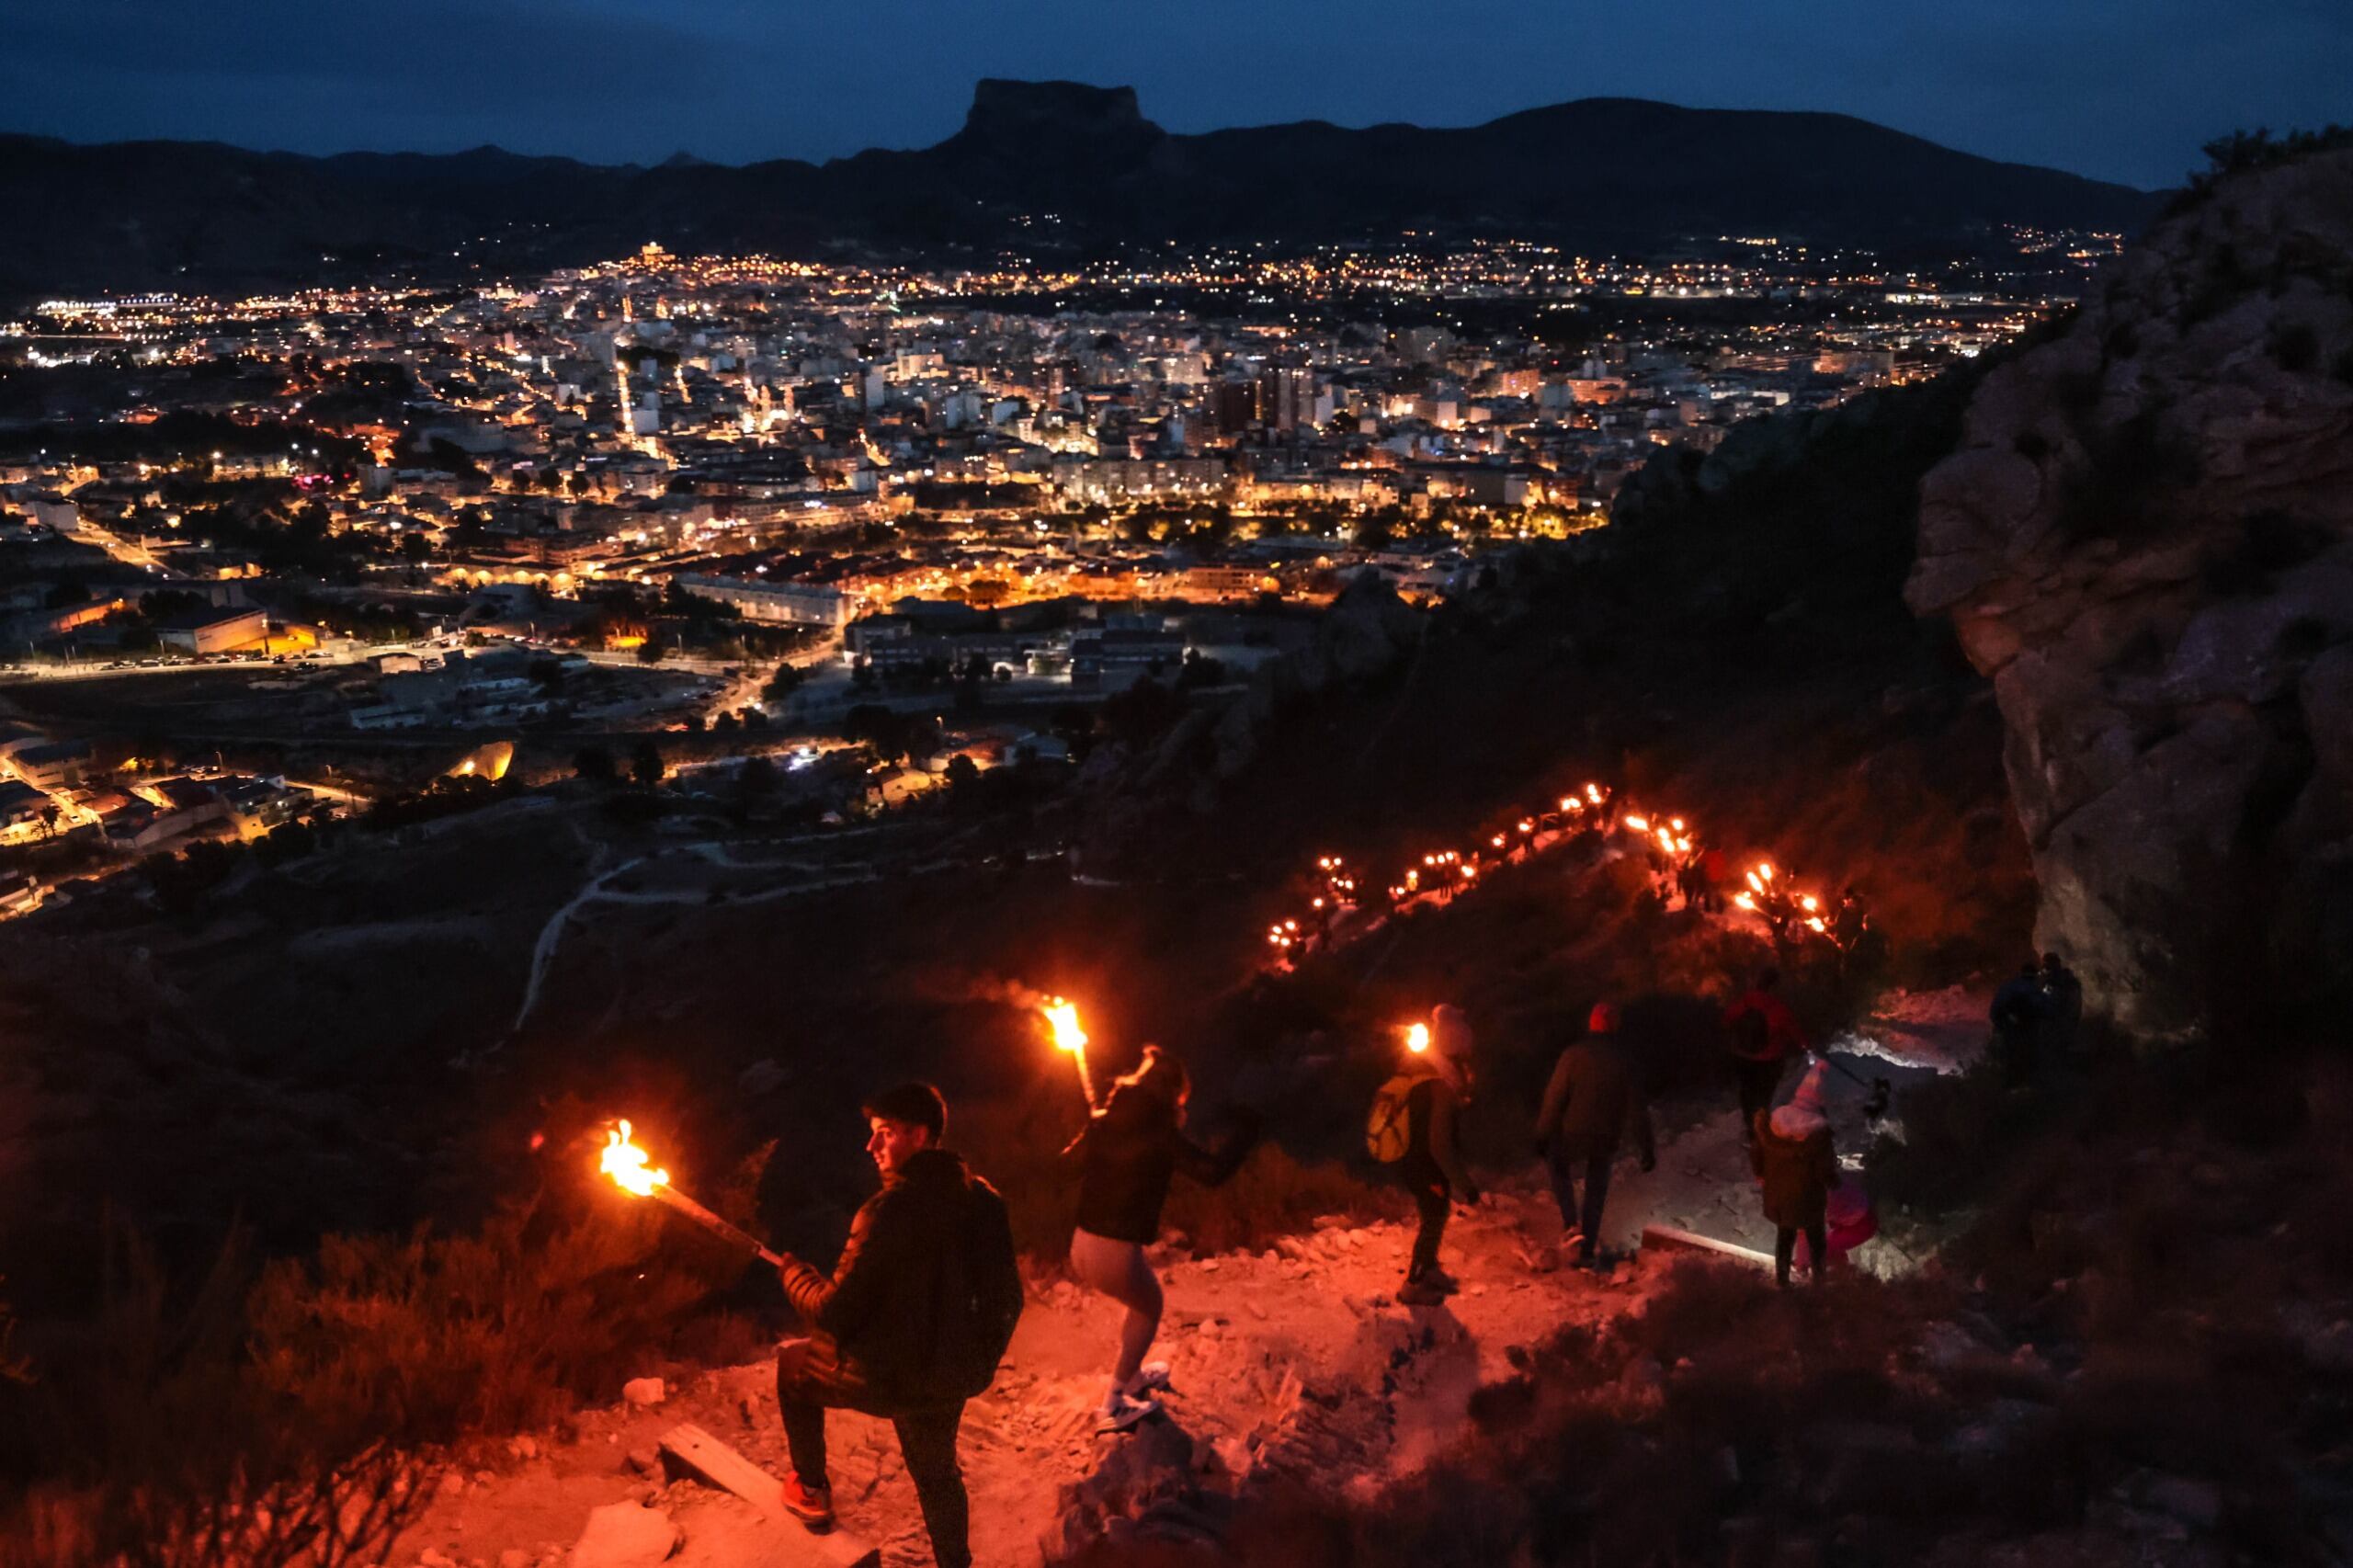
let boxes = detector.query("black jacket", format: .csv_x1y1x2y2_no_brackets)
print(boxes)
779,1147,1018,1407
1065,1084,1256,1244
1536,1036,1656,1165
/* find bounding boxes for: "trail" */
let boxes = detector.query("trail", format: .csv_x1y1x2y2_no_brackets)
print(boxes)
383,1189,1656,1568
383,992,1976,1568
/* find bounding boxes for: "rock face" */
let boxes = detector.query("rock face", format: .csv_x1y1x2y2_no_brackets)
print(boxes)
1908,149,2353,1040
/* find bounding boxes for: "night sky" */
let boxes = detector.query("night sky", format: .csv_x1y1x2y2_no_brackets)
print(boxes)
4,0,2346,191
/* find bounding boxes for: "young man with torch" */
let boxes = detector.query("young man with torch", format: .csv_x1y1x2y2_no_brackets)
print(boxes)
767,1084,1024,1568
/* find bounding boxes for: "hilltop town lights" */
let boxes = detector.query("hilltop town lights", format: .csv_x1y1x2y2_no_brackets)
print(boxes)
598,1119,784,1267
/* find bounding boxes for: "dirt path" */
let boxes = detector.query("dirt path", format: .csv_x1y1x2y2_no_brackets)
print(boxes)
388,1187,1654,1568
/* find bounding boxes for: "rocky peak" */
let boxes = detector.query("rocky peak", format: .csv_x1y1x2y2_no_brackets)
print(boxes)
1907,146,2353,1041
958,79,1154,147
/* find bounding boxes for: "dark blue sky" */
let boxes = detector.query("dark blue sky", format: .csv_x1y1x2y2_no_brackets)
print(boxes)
4,0,2346,190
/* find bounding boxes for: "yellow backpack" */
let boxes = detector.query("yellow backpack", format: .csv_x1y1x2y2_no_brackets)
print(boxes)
1366,1073,1421,1163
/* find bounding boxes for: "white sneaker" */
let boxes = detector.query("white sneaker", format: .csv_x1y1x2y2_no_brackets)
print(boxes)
1097,1392,1162,1434
1127,1361,1173,1395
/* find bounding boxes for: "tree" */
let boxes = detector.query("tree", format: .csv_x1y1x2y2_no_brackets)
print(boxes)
944,754,981,790
763,663,803,702
635,641,666,665
574,744,618,783
630,740,665,787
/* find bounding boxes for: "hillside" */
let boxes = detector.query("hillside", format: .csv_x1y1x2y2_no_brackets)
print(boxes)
0,82,2164,299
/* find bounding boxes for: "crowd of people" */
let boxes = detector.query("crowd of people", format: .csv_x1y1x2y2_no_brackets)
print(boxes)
735,942,2078,1566
1267,786,1870,979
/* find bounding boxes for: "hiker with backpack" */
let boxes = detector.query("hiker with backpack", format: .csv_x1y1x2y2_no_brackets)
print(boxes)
772,1083,1023,1568
1063,1046,1260,1433
1369,1004,1481,1303
1723,967,1807,1143
1533,1002,1656,1267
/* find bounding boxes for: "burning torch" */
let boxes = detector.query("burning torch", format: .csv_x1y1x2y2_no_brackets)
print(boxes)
599,1119,785,1267
1041,995,1098,1109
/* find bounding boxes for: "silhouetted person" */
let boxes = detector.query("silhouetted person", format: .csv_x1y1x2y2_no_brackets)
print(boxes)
2039,950,2084,1062
1534,1002,1656,1265
1991,961,2050,1085
773,1084,1023,1568
1724,968,1806,1142
1063,1046,1257,1432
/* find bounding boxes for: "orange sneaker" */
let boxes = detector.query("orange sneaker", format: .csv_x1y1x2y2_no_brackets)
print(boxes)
779,1475,835,1531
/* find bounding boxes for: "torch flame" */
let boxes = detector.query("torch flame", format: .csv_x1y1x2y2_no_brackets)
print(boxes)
1586,783,1602,803
1757,862,1776,882
1405,1022,1431,1054
1800,894,1820,912
1041,997,1088,1055
600,1119,669,1199
1733,892,1756,910
1745,869,1765,894
1624,814,1651,832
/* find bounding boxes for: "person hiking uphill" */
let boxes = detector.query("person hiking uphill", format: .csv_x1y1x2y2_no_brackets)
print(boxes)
1368,1004,1481,1304
1533,1002,1656,1267
1724,968,1807,1143
772,1083,1023,1568
1063,1045,1260,1433
1752,1059,1841,1288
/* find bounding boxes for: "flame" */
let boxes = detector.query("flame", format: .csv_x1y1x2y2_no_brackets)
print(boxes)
1806,917,1827,933
1669,817,1686,833
1586,783,1602,803
600,1119,669,1199
1656,827,1677,851
1745,869,1765,893
1405,1022,1431,1054
1800,894,1820,912
1733,892,1756,910
1624,814,1651,832
1041,998,1088,1055
1756,862,1776,882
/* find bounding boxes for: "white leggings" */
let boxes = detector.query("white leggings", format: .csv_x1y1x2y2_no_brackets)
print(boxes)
1067,1227,1164,1387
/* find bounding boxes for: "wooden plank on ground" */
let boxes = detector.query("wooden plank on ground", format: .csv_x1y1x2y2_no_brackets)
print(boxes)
1639,1224,1776,1269
658,1422,880,1568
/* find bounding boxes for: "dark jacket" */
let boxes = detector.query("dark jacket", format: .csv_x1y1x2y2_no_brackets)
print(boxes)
1064,1084,1258,1244
779,1147,1017,1408
1991,973,2050,1037
1751,1112,1839,1230
1724,988,1806,1062
1535,1036,1656,1165
1403,1074,1477,1199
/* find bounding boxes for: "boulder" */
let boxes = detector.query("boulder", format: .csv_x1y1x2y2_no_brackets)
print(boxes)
621,1377,666,1409
1906,146,2353,1040
567,1502,678,1568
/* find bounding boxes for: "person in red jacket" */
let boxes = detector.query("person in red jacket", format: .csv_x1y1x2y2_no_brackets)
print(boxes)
1722,967,1807,1143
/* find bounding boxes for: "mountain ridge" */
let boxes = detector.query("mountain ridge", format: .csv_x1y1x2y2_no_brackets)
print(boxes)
0,81,2165,300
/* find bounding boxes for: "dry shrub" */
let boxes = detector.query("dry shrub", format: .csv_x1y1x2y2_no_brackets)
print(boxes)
244,1195,725,1444
0,1231,430,1568
1156,1145,1404,1257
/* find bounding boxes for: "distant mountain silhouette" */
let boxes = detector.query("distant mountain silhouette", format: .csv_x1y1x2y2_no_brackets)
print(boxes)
0,81,2163,300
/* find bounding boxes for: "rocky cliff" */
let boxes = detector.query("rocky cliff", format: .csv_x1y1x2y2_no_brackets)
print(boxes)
1908,147,2353,1042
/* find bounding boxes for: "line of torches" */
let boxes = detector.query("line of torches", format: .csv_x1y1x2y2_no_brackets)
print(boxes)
597,827,1847,1256
1264,778,1846,962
